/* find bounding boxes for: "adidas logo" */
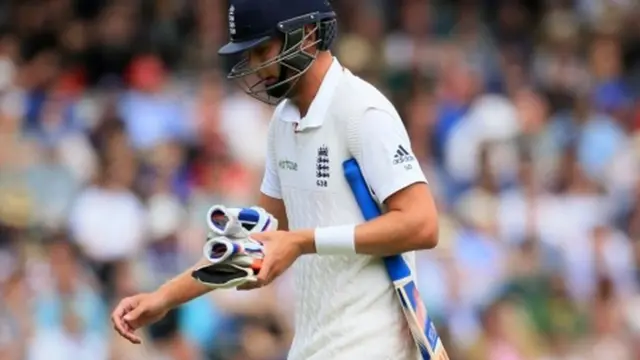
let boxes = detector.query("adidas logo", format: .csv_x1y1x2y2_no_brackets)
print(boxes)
393,145,415,165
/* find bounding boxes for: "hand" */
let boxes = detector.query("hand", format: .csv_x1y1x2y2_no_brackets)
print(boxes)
237,230,309,290
111,292,170,344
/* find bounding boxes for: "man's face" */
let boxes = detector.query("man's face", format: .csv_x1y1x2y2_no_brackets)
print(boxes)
248,38,282,83
245,37,291,98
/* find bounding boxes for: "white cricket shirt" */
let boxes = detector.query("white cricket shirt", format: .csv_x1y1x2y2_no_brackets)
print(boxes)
261,58,427,360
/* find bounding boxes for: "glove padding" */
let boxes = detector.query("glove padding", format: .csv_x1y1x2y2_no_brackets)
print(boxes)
206,205,277,239
191,205,277,289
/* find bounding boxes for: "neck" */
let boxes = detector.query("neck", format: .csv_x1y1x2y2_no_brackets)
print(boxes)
291,52,333,117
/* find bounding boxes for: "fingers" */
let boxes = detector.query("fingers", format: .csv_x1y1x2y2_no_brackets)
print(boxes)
121,320,143,344
249,233,266,244
250,231,276,244
256,255,272,284
123,305,146,330
257,259,282,286
111,299,142,344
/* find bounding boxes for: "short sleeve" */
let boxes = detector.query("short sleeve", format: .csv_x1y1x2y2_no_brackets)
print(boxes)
260,120,282,199
352,108,427,203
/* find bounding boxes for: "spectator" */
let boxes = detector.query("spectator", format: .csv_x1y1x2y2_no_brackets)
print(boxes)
68,124,146,303
28,232,109,360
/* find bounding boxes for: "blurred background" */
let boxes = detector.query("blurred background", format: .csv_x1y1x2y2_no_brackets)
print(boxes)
0,0,639,359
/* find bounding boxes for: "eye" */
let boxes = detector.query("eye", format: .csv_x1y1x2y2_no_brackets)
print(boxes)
253,44,269,57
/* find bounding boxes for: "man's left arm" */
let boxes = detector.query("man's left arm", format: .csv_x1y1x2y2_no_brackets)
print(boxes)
296,108,439,256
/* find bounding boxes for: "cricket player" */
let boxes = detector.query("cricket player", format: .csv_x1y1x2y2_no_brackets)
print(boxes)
111,0,439,359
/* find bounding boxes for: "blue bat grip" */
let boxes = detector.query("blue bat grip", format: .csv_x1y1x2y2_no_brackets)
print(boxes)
342,159,411,280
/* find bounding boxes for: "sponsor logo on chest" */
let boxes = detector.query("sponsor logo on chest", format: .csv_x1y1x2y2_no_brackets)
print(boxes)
278,159,298,171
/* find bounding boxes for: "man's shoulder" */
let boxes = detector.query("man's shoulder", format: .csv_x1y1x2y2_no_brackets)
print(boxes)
339,70,389,101
330,70,397,115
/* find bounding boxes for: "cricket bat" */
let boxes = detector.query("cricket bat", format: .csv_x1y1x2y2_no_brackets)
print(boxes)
343,158,449,360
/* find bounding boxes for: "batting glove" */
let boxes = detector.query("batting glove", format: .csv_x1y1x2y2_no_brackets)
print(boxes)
191,205,277,289
206,204,278,238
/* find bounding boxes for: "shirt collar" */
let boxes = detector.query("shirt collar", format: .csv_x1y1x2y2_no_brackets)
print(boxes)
275,57,343,130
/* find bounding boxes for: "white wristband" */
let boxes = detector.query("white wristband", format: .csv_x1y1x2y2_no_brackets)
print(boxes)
314,225,356,255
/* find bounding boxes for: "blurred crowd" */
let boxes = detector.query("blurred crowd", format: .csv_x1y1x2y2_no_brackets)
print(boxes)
0,0,640,359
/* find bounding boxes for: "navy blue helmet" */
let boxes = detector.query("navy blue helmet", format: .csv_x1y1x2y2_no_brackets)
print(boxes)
218,0,338,105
